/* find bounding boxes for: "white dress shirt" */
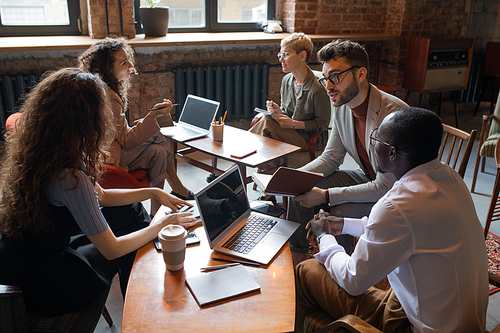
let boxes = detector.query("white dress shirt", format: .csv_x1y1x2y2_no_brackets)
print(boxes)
315,159,489,332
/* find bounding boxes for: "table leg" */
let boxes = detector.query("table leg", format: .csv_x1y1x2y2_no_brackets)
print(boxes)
170,140,178,170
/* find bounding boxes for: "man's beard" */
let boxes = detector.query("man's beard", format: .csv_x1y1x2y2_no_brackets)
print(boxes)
332,78,359,107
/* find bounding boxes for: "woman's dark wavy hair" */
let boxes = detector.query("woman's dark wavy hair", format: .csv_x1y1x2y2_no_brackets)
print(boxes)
0,68,114,239
77,37,135,107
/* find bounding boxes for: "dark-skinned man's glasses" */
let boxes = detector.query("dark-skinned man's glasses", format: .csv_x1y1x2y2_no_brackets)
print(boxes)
369,128,408,154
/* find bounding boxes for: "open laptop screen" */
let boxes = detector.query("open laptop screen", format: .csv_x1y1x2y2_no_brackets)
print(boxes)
197,167,249,242
179,95,219,131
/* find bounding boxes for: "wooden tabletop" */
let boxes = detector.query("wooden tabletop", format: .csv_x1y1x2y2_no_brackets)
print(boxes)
121,222,295,332
179,125,301,168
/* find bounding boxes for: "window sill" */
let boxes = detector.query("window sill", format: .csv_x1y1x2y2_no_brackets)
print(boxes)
0,32,401,52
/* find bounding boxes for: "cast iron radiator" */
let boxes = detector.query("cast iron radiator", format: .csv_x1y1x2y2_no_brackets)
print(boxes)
174,63,270,121
0,74,40,139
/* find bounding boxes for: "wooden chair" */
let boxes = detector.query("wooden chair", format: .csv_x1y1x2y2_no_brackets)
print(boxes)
0,284,112,333
471,90,500,193
483,138,500,239
439,124,477,179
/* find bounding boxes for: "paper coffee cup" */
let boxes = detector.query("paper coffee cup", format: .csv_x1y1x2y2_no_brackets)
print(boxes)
211,123,224,141
158,225,188,271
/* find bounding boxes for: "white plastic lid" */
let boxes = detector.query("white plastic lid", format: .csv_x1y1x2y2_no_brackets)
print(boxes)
159,224,186,240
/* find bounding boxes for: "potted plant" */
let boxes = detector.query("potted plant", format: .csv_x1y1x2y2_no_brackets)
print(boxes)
139,0,169,37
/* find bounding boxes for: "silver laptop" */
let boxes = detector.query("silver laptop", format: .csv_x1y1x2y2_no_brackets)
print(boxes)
195,164,299,265
160,94,220,142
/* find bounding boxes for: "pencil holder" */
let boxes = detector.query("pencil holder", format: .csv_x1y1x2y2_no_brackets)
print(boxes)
211,123,224,141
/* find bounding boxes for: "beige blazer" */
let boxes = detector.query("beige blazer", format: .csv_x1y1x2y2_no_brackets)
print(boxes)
301,84,409,206
106,88,161,171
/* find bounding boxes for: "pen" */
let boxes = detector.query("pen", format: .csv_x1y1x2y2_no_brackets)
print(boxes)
148,104,179,111
212,257,260,267
222,111,228,124
261,89,269,101
200,263,240,271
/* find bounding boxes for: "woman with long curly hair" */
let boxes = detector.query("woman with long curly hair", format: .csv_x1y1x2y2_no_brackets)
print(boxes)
78,37,193,215
0,68,196,316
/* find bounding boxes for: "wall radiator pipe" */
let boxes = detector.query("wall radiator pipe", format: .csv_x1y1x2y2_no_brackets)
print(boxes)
174,63,270,121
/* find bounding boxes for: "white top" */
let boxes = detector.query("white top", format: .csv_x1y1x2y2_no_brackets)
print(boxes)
315,159,488,332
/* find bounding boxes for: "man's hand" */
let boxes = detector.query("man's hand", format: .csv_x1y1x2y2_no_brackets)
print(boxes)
306,210,345,239
293,187,328,208
306,209,330,239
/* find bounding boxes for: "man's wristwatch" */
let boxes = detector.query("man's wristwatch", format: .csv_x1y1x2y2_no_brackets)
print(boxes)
316,233,327,241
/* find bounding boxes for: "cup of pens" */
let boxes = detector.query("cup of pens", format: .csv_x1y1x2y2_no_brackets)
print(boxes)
211,111,227,142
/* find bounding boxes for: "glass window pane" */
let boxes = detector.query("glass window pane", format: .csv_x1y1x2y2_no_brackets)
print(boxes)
218,0,266,23
0,0,70,26
140,0,205,28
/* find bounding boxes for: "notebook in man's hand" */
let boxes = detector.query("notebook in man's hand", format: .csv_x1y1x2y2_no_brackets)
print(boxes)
185,265,261,307
251,167,324,196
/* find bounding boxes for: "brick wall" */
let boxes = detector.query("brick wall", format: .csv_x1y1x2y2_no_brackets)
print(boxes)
86,0,135,39
282,0,470,38
467,0,500,52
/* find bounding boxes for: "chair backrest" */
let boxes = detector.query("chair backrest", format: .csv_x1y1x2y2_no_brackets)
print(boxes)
439,124,476,178
488,88,500,137
0,283,111,333
484,138,500,238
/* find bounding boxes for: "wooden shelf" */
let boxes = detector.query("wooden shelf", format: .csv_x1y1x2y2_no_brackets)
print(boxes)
0,32,402,52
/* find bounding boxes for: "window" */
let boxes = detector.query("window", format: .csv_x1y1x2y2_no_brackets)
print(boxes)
135,0,275,33
0,0,80,37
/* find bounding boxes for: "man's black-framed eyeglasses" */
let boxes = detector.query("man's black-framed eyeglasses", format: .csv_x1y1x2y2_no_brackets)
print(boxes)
369,128,408,154
318,66,360,88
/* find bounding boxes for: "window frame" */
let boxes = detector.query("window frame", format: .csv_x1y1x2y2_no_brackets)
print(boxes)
0,0,80,37
135,0,276,34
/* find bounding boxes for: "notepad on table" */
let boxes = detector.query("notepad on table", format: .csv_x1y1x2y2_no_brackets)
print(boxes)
185,265,261,307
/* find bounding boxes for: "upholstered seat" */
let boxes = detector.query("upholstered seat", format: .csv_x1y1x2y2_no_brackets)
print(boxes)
0,284,112,333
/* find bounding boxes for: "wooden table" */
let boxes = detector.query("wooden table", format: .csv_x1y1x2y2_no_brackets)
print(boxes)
121,223,295,332
171,125,301,185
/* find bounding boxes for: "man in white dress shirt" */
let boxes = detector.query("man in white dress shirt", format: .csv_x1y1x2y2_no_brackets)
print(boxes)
294,107,488,333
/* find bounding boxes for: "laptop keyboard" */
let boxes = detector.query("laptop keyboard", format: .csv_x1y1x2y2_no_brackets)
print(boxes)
222,215,278,254
180,126,202,137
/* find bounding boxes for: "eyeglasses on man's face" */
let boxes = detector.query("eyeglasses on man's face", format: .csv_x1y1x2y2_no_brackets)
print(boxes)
318,66,360,88
369,128,408,154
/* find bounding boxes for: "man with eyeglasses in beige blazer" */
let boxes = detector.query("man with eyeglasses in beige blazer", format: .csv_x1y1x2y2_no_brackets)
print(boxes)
287,39,408,265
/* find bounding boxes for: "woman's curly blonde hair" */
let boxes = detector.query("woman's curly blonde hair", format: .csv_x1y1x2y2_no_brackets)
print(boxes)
0,68,114,239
